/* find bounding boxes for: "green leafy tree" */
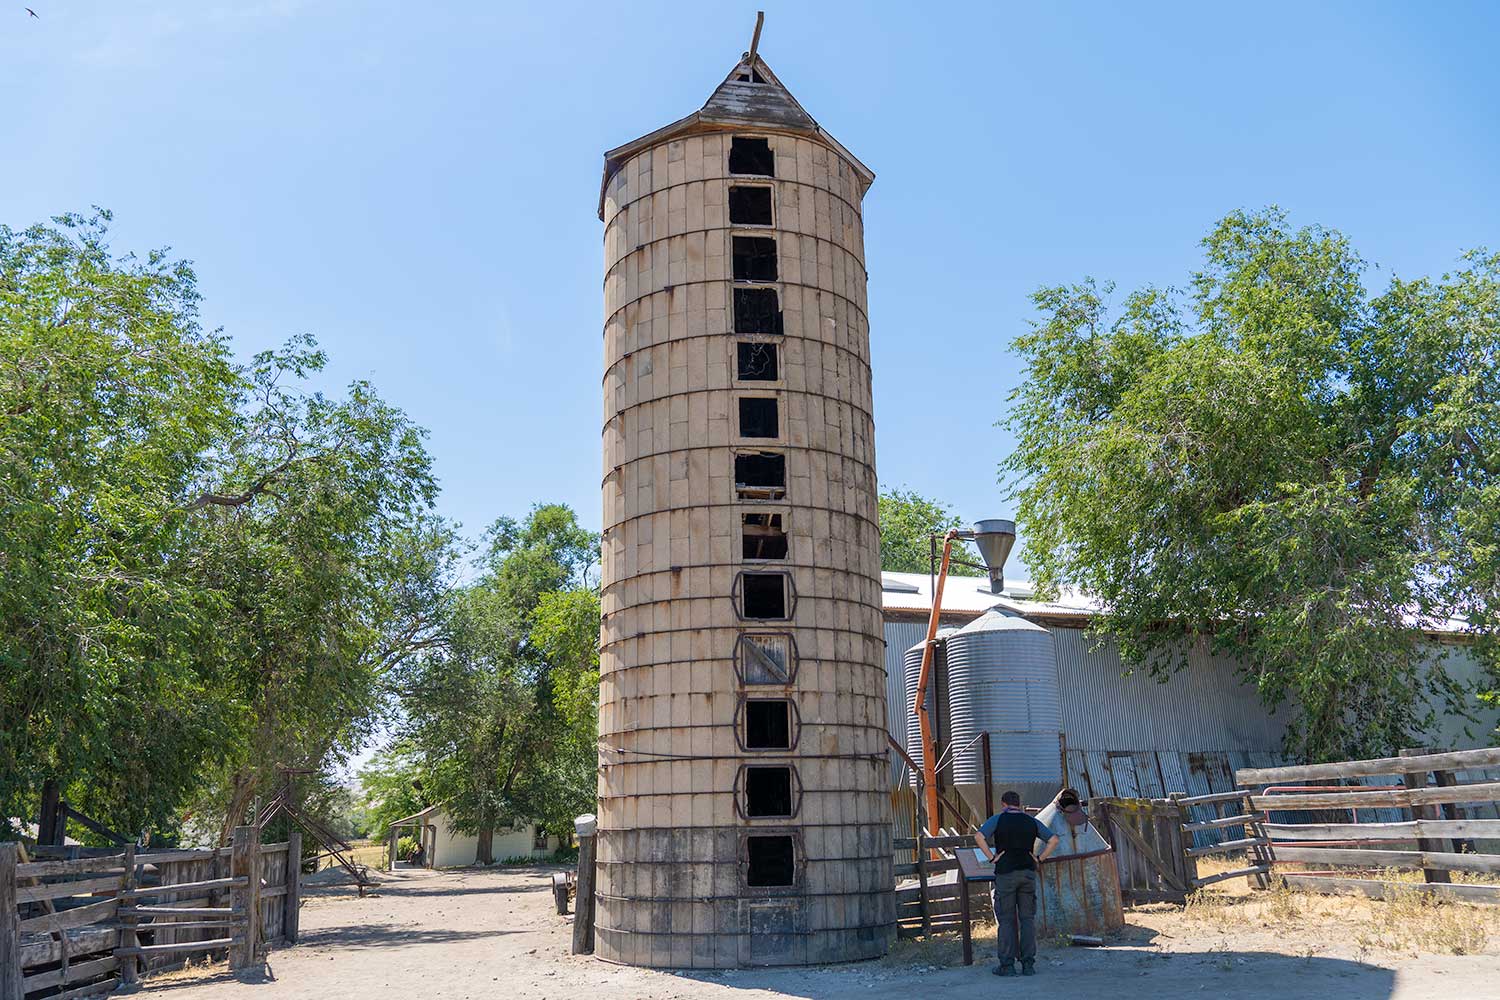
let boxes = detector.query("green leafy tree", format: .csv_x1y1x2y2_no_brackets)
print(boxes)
1003,207,1500,760
393,504,599,863
878,487,980,575
185,337,459,843
0,211,240,837
0,211,457,842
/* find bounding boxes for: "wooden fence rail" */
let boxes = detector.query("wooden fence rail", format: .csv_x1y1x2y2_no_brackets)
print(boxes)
1235,745,1500,903
2,828,302,1000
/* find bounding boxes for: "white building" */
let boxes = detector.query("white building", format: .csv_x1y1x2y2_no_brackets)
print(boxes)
387,805,560,869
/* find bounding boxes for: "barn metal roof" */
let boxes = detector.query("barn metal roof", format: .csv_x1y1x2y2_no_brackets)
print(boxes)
597,53,876,220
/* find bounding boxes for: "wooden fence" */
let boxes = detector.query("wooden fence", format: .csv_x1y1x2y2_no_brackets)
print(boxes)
892,834,991,939
1236,746,1500,903
2,827,301,1000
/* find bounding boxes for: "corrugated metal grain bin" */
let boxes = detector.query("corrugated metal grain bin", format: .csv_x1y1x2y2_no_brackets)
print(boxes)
944,611,1062,814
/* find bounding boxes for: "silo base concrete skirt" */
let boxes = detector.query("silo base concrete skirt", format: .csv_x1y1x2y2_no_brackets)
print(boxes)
1035,851,1125,938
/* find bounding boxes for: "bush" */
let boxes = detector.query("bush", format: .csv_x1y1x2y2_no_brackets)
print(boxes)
396,835,419,861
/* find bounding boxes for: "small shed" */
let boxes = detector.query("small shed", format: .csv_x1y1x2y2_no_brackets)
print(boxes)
387,805,559,869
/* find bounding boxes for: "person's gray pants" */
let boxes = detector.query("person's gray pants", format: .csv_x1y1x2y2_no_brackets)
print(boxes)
991,869,1038,963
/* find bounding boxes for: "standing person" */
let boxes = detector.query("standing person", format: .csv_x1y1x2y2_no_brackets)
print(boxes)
975,790,1060,977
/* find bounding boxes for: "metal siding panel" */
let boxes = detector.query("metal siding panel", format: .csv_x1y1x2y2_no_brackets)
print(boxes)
1050,627,1289,754
1157,753,1189,797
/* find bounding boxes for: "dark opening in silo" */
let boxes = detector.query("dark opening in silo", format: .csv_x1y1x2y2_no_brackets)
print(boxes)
729,185,774,225
745,766,793,816
737,341,779,380
729,136,775,176
738,397,779,438
745,700,791,748
733,236,779,281
746,835,795,886
734,451,785,500
733,287,783,334
742,513,787,559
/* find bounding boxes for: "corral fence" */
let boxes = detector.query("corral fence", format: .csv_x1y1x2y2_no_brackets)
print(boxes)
1,826,301,1000
1233,746,1500,903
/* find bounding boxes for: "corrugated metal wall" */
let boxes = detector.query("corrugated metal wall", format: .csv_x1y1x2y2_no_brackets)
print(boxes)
881,619,1500,845
884,621,927,787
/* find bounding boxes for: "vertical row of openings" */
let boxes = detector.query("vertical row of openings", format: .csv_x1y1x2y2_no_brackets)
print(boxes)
745,700,791,749
730,134,798,891
729,186,774,226
734,452,784,500
738,397,778,439
737,341,778,381
742,572,788,620
742,513,786,560
732,236,778,282
746,835,794,886
733,288,782,335
745,766,793,817
730,137,774,176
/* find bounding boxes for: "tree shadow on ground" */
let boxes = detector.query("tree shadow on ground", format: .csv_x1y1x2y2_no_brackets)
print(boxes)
293,922,522,951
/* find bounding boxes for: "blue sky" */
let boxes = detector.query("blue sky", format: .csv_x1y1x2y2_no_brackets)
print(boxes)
4,1,1499,564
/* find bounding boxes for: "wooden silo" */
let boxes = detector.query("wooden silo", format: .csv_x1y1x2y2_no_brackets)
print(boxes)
596,36,893,968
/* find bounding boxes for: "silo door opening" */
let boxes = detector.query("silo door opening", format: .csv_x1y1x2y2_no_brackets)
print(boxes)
740,572,788,619
746,835,796,887
733,236,779,282
729,186,774,226
744,699,792,749
736,633,793,684
729,136,775,176
734,451,785,500
736,341,779,381
733,287,783,335
742,513,787,559
744,766,794,817
738,397,779,438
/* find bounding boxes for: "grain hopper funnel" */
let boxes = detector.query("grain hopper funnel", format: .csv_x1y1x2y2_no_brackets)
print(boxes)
970,519,1016,594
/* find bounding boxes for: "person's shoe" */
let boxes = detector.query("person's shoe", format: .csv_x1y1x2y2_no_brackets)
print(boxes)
993,963,1016,976
1020,960,1036,976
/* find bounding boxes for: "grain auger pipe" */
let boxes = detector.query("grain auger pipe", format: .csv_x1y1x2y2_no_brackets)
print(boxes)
914,519,1017,838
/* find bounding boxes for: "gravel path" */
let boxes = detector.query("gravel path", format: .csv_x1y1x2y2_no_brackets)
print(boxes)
136,865,1495,1000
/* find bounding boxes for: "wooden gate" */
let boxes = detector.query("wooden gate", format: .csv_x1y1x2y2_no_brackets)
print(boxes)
1091,798,1194,902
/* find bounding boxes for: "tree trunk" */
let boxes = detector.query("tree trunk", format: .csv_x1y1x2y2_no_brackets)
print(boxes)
477,823,495,865
219,772,259,847
37,779,61,846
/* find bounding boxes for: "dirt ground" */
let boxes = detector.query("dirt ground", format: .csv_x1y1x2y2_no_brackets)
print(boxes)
136,865,1499,1000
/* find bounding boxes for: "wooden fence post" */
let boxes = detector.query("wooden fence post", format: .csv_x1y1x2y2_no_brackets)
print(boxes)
283,831,301,945
571,814,596,955
1,843,22,1000
230,826,261,969
120,843,139,987
1400,748,1450,884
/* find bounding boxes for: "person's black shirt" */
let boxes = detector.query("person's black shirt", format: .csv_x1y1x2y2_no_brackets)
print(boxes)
978,809,1054,874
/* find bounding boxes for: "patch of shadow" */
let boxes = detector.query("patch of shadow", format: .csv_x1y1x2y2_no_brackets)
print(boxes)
665,950,1399,1000
295,922,522,951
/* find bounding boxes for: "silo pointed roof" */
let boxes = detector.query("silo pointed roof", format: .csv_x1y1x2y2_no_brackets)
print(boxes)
598,53,875,219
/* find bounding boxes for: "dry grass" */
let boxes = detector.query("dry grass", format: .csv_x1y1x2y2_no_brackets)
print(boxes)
1169,856,1500,957
317,839,386,871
